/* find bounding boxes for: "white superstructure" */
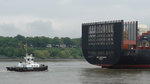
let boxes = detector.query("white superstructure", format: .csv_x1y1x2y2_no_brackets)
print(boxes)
17,54,40,68
138,24,149,35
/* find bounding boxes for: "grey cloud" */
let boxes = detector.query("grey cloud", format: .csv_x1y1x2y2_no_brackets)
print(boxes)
0,24,19,36
0,20,55,37
0,0,150,20
0,0,150,37
0,20,81,38
25,20,55,37
25,20,80,38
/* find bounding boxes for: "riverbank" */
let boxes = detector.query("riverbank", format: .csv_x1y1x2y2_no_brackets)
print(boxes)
0,58,85,62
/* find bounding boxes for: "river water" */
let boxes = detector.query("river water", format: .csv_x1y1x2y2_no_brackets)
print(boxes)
1,60,150,84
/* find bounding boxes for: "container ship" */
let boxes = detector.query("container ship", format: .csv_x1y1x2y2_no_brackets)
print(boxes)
82,20,150,69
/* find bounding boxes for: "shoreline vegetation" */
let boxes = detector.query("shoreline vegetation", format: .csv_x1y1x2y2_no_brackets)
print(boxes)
0,58,85,62
0,35,83,60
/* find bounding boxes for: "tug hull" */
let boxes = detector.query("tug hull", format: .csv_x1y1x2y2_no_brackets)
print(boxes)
6,66,48,72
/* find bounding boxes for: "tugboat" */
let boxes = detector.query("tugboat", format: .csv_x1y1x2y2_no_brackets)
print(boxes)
6,44,48,72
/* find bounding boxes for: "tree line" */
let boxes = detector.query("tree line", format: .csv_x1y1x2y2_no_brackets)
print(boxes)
0,35,83,59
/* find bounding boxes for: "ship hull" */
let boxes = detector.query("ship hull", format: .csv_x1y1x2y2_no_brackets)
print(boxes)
6,66,48,72
82,20,150,69
87,50,150,69
95,64,150,69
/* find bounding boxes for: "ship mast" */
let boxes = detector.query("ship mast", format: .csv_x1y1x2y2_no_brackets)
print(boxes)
24,44,28,57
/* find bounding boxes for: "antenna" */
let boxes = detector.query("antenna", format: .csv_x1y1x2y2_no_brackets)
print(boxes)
24,43,28,57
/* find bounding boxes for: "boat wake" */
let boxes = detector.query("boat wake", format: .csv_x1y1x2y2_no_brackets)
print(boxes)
0,69,9,72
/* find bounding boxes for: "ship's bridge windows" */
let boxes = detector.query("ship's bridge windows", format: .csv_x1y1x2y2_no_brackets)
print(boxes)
100,26,103,33
145,42,150,47
101,25,105,33
138,40,150,48
142,41,145,47
110,24,114,33
88,26,96,34
88,24,114,46
88,26,92,34
107,25,110,33
137,42,142,47
105,25,108,33
141,41,148,47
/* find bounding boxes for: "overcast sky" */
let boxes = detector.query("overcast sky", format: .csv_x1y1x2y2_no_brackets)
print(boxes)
0,0,150,38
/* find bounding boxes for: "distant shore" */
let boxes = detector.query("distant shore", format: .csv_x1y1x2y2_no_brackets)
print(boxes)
0,58,85,62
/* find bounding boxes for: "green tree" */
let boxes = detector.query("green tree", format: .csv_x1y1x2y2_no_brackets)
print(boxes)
3,47,14,57
33,50,50,59
0,35,82,59
52,37,62,47
72,38,81,47
57,49,71,58
61,37,73,47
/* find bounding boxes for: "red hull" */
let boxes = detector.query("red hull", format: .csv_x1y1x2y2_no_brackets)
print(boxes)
94,64,150,69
